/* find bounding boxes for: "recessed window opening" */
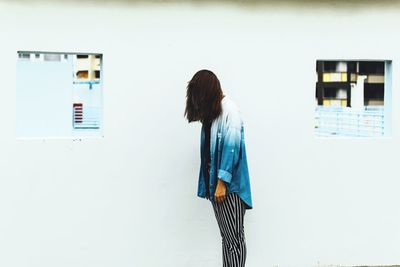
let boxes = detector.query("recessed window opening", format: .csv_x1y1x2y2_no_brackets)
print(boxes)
16,51,103,139
315,59,392,137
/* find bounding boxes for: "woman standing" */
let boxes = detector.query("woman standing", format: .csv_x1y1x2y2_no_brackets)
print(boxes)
184,70,253,267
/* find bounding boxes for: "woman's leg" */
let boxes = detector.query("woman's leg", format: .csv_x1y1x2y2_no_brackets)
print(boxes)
212,193,247,267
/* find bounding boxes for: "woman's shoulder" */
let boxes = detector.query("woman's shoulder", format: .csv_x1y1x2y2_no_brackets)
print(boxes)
222,95,239,112
221,95,242,125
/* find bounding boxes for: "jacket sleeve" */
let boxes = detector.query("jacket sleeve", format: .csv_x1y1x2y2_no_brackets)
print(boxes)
217,108,242,184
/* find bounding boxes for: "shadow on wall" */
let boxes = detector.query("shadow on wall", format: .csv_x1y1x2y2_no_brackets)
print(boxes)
3,0,400,9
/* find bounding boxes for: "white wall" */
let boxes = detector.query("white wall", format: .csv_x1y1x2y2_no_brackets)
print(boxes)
1,1,400,266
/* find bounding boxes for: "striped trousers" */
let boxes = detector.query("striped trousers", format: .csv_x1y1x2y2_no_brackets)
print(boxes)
212,192,247,267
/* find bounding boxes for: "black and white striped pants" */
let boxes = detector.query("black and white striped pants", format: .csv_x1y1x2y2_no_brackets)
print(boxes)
212,192,247,267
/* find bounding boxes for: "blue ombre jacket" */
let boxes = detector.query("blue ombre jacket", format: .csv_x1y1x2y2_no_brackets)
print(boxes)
198,95,253,209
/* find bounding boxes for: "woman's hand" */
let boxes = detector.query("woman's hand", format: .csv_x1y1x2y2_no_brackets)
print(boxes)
214,179,227,203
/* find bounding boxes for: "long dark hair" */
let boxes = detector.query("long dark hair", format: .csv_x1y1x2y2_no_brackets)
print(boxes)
184,70,224,124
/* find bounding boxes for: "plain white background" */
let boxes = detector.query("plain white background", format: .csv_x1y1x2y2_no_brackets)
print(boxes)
0,1,400,266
